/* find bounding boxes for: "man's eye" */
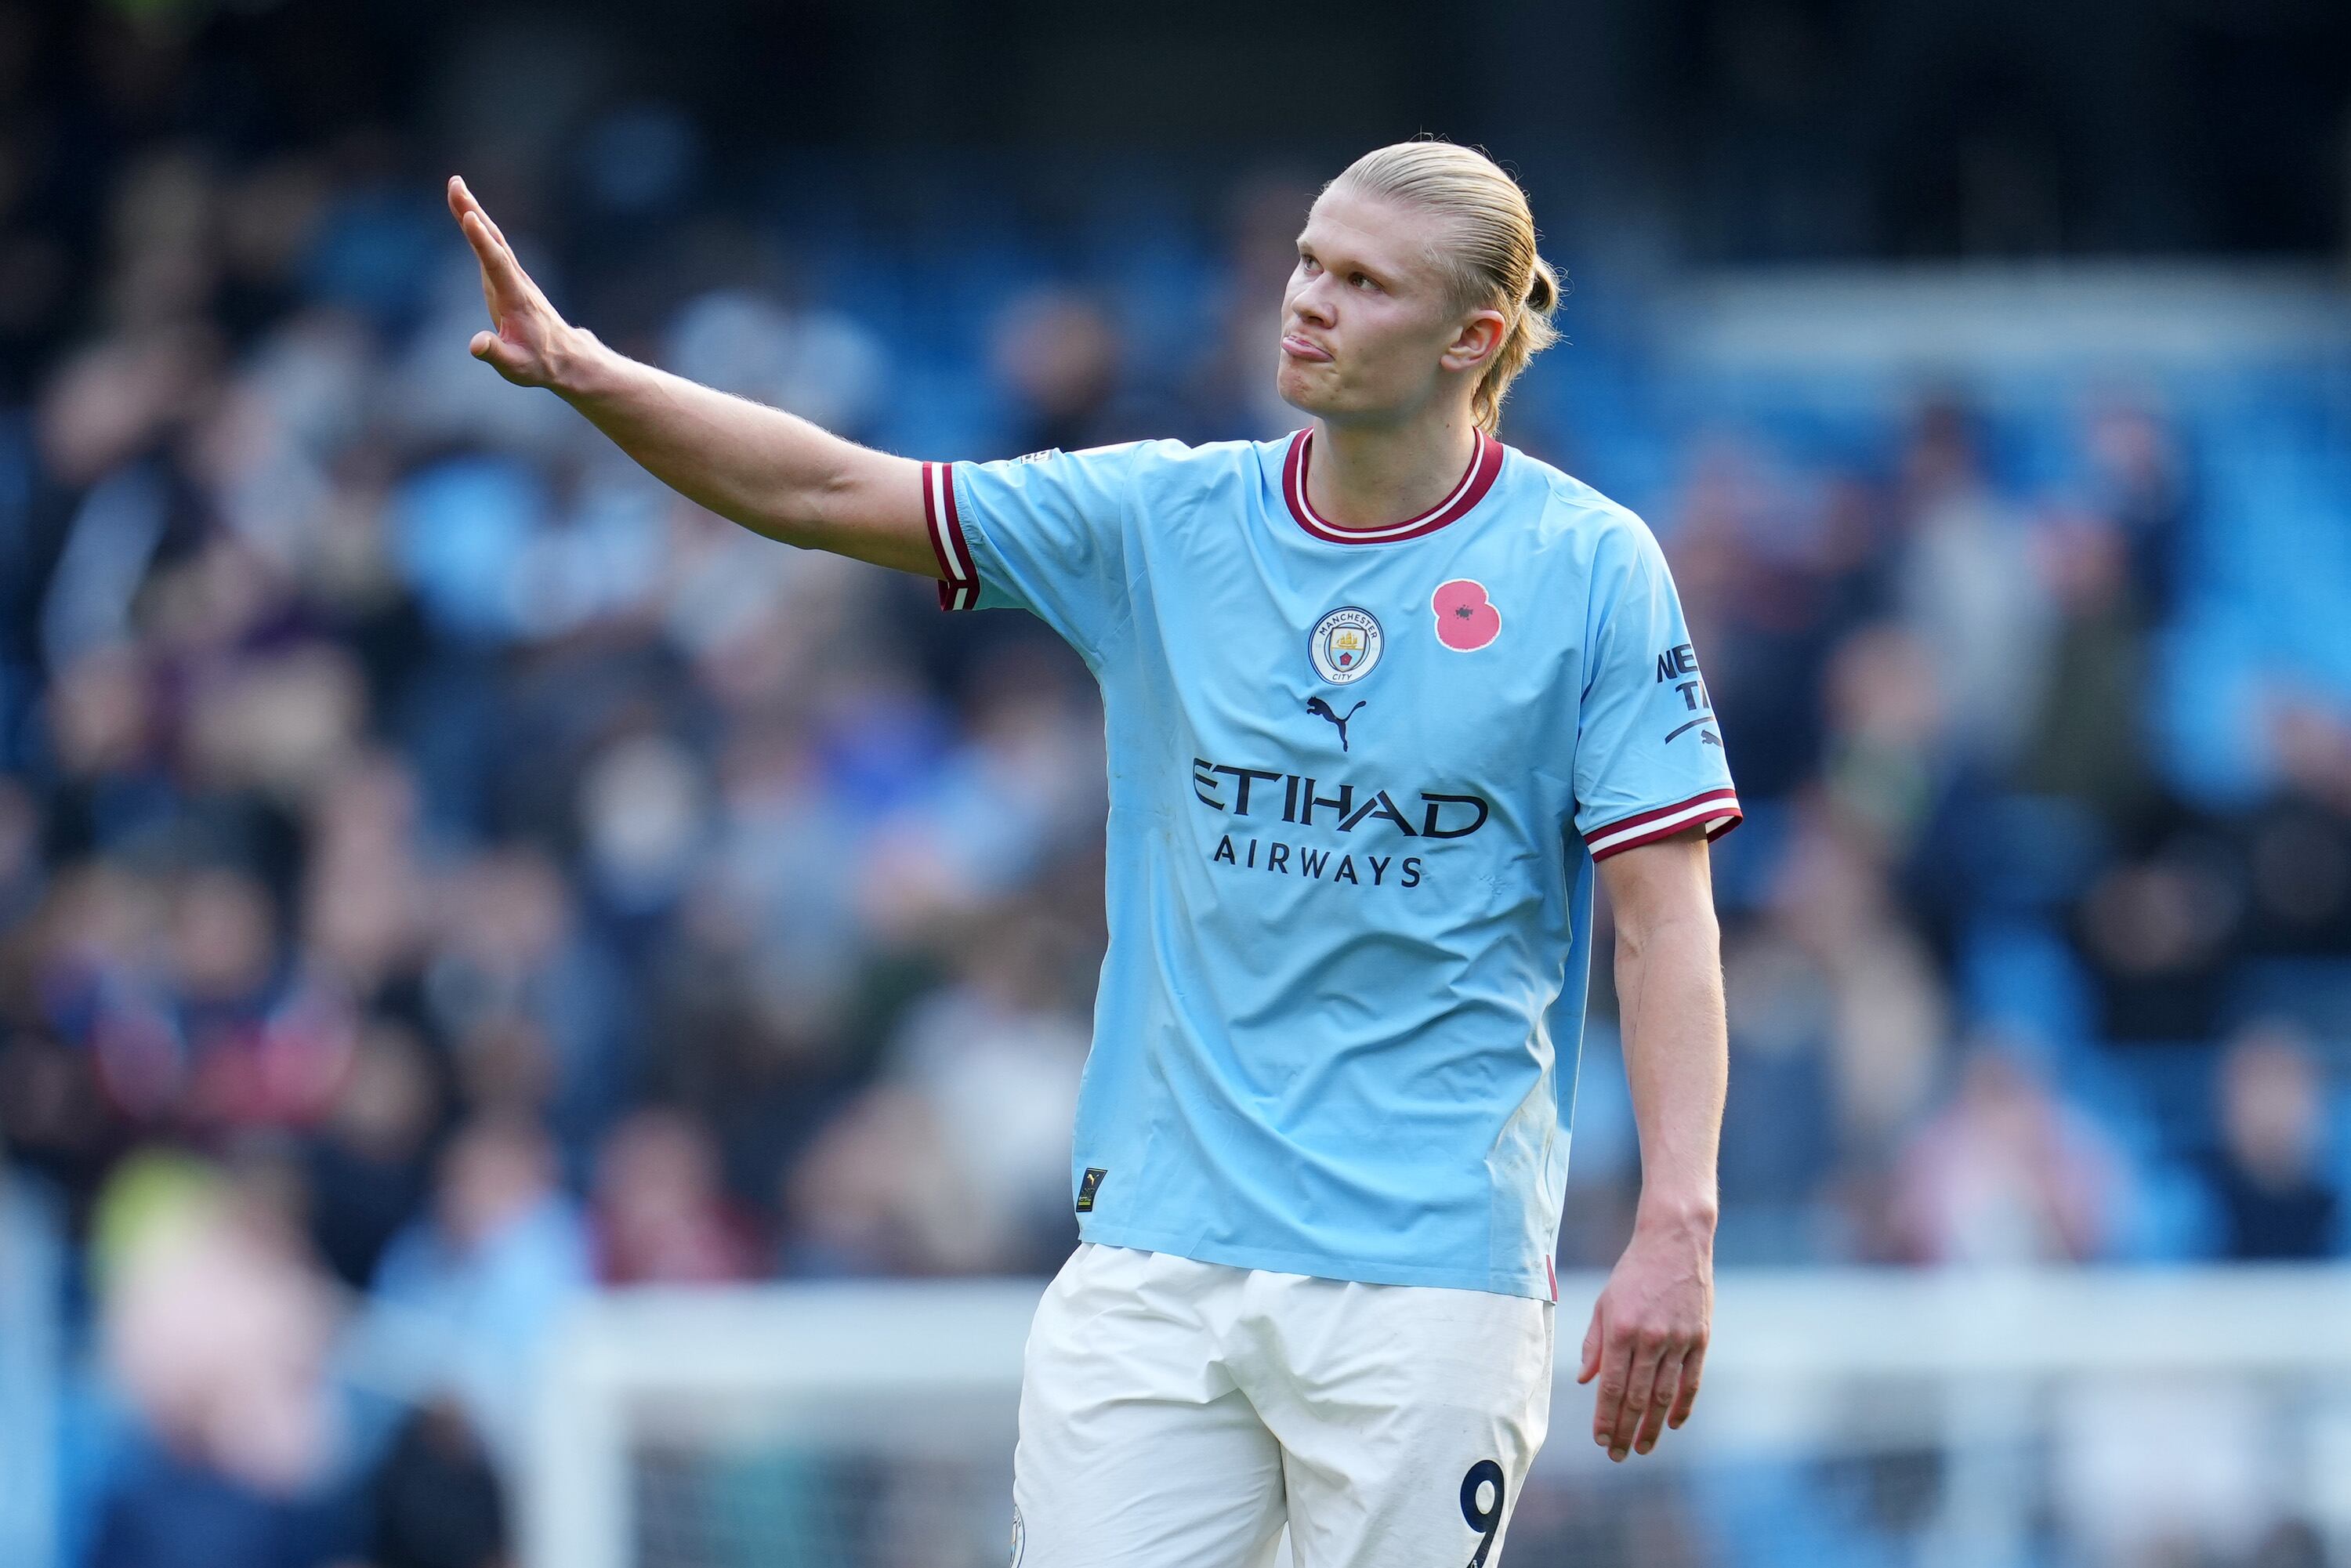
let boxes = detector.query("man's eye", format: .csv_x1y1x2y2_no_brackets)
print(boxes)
1299,255,1320,273
1350,273,1378,291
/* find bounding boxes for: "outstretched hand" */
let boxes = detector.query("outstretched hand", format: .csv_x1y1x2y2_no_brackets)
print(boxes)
1578,1215,1712,1462
446,176,574,389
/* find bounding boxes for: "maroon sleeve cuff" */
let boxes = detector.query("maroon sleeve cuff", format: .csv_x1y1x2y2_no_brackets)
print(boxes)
1585,788,1743,861
923,460,979,611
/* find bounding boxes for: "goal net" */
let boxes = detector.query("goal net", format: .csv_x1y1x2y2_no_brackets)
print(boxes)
526,1269,2351,1568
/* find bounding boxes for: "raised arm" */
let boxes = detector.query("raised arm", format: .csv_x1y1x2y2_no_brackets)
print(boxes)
446,176,934,578
1578,827,1726,1463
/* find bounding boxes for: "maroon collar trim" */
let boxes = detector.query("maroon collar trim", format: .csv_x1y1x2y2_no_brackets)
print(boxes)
1281,427,1504,545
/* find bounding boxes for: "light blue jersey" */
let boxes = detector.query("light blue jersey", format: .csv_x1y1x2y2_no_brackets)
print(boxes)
922,428,1739,1299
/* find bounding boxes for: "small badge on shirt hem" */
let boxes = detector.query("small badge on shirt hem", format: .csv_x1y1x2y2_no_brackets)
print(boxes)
1075,1168,1107,1213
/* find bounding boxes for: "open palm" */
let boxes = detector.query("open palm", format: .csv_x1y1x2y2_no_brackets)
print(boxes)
445,175,572,389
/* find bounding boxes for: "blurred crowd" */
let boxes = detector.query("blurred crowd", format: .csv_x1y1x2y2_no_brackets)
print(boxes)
2,7,2350,1568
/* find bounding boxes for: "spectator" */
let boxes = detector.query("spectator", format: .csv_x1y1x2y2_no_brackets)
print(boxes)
2015,507,2157,827
989,288,1137,455
302,1018,444,1291
2201,1020,2340,1261
2081,397,2188,626
1769,806,1950,1150
168,863,353,1135
777,1082,975,1277
1890,396,2052,773
589,1106,759,1285
39,645,178,864
360,1397,509,1568
298,753,430,1004
2075,838,2239,1045
89,1148,353,1568
423,847,627,1168
1886,1044,2130,1265
882,912,1092,1273
367,1116,591,1461
1715,923,1838,1226
1817,623,1949,862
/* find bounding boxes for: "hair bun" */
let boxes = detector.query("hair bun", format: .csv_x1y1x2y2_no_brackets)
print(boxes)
1524,255,1559,314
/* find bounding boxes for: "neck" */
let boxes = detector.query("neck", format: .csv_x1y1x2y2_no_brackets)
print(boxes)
1305,409,1483,532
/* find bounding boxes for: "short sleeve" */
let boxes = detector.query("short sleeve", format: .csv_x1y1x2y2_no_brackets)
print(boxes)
1572,520,1742,860
923,444,1143,660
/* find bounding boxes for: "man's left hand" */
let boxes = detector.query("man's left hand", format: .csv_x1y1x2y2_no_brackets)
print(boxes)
1577,1209,1714,1461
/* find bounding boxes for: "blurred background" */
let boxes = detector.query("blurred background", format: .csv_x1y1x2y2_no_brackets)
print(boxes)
3,1,2351,1566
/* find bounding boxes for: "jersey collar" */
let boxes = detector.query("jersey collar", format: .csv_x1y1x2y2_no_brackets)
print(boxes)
1281,426,1505,545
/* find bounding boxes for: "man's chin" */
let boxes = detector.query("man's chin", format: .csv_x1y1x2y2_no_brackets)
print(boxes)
1274,367,1335,420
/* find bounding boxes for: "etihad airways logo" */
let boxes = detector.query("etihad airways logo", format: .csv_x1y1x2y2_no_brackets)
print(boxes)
1190,757,1491,838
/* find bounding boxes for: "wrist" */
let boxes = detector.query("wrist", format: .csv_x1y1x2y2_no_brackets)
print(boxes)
547,326,615,401
1632,1192,1719,1242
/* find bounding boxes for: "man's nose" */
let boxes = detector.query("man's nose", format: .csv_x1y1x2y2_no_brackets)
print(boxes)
1291,278,1336,328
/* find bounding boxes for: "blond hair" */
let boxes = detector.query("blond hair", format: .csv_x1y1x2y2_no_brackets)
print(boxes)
1328,140,1561,435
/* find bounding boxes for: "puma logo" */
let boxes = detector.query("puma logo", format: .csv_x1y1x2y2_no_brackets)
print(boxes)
1305,697,1366,751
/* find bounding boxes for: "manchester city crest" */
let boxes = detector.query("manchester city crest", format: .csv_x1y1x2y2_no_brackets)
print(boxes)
1309,606,1383,685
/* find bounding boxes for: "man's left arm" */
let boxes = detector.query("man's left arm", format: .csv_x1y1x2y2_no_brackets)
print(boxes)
1580,825,1726,1463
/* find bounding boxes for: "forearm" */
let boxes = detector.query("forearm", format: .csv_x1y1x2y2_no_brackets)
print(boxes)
1582,859,1726,1461
1613,900,1728,1237
549,328,929,574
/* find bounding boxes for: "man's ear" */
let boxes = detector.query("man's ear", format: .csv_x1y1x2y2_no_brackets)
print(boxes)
1441,309,1509,375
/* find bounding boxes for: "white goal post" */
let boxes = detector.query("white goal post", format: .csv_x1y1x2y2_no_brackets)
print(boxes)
527,1267,2351,1568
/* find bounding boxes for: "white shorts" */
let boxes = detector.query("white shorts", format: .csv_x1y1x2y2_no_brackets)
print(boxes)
1012,1242,1554,1568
